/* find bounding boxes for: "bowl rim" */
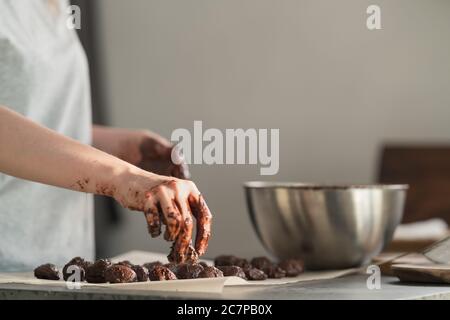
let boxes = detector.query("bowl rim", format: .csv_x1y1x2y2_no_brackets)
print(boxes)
243,181,409,190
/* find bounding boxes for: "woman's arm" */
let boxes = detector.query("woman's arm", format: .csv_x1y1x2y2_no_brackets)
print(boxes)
0,105,212,262
0,106,131,192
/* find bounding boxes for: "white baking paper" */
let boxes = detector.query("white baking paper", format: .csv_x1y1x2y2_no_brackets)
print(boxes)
0,271,227,293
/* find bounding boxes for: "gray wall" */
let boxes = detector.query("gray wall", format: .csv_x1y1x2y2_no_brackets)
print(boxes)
94,0,450,258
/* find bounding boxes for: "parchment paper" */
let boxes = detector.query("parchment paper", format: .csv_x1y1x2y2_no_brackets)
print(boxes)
0,271,227,293
0,251,357,293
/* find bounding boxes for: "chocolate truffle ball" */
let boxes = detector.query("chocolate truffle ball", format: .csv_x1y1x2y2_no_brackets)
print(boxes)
104,265,137,283
186,245,199,263
263,265,286,279
117,260,133,268
214,255,235,266
214,255,251,269
245,268,268,281
250,257,273,270
176,263,204,279
131,265,149,282
163,262,178,274
34,263,60,280
143,261,163,272
85,259,111,283
198,266,224,278
278,259,304,277
148,265,177,281
62,257,92,281
217,266,247,279
167,244,199,264
235,258,251,269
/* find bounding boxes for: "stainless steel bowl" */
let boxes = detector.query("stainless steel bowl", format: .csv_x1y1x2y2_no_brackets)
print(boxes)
244,182,408,270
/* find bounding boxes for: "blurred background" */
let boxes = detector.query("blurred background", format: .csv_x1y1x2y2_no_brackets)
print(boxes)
72,0,450,259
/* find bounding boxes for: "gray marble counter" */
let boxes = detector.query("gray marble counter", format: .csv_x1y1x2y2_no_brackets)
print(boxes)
1,274,450,300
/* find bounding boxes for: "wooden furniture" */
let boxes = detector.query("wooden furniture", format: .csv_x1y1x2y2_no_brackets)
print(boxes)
373,252,450,284
378,145,450,224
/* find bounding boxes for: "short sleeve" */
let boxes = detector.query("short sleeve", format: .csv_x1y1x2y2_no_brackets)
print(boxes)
0,35,31,112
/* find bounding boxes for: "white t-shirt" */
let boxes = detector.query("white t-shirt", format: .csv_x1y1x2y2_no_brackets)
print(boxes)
0,0,94,271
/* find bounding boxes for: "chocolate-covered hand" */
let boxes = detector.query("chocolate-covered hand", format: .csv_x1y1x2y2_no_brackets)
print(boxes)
113,172,212,263
93,126,211,262
93,126,189,179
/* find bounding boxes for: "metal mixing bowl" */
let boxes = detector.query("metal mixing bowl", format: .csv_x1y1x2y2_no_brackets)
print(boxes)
244,182,408,270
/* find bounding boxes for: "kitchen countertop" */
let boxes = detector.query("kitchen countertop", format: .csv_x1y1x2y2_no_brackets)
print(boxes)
1,273,450,300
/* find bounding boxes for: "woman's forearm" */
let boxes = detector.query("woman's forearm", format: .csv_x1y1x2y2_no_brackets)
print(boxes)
0,105,142,196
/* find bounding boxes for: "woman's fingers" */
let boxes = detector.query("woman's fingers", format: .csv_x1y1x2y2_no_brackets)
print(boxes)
143,198,161,237
189,194,213,256
171,196,194,262
158,187,182,242
170,212,193,263
142,179,212,263
144,211,162,237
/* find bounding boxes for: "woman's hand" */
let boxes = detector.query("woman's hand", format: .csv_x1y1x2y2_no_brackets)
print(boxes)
93,126,212,263
93,125,189,179
111,169,212,263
